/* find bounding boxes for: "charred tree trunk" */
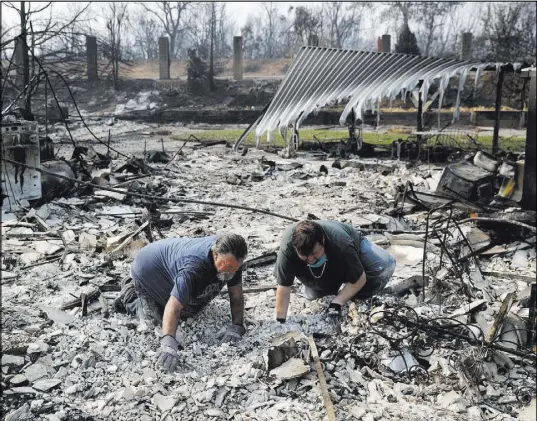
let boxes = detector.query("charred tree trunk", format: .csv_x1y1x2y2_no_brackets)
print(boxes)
20,1,31,113
208,3,216,91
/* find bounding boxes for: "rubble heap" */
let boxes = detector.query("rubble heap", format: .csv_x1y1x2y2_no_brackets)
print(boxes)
1,129,536,421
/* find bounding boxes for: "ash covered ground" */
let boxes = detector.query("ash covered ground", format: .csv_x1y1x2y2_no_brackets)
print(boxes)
2,120,536,421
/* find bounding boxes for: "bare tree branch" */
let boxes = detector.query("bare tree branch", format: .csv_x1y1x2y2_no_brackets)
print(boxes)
26,2,52,16
139,1,191,58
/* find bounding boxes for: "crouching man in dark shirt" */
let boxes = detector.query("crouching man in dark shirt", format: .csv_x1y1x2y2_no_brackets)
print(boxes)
116,234,248,372
274,220,396,329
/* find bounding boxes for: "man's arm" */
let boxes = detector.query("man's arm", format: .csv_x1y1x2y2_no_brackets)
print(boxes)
162,295,184,336
228,283,244,326
275,285,291,320
155,295,184,372
331,272,366,306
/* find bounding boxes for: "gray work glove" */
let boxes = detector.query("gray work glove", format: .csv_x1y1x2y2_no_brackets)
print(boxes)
326,303,342,333
155,335,180,373
220,323,246,344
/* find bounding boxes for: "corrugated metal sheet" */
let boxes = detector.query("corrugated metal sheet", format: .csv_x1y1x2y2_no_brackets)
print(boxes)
254,46,499,142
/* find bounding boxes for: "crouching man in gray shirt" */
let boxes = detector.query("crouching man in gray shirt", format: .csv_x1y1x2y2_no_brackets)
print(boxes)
117,234,248,372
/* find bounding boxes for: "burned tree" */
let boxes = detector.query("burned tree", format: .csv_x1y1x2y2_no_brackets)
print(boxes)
139,1,191,59
293,6,321,47
131,12,159,60
102,3,129,90
395,23,421,55
414,2,461,57
1,1,90,113
323,2,372,49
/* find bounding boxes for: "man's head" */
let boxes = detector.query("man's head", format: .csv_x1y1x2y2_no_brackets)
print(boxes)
292,220,326,265
211,234,248,281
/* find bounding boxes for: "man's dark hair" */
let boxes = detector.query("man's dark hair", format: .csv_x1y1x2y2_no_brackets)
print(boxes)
213,234,248,261
292,220,324,256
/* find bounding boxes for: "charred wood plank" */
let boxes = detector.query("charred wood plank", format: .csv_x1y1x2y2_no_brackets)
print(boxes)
308,335,336,421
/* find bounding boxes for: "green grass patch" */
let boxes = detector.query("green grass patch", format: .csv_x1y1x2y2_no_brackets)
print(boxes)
172,128,526,152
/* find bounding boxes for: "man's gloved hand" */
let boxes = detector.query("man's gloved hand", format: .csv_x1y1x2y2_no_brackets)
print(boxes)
155,335,181,373
326,302,342,332
220,323,246,343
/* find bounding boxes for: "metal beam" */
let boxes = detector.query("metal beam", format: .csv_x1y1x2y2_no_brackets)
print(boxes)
417,79,424,143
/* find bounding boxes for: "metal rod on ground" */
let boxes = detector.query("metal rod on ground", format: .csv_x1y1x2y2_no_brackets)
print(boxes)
19,256,61,270
219,286,276,295
458,217,537,233
233,99,273,152
308,335,336,421
164,137,190,170
0,157,299,222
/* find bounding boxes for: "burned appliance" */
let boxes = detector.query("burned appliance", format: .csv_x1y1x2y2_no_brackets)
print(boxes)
1,120,42,210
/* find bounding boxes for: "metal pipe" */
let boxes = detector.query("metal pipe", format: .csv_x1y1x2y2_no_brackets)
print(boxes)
492,67,505,155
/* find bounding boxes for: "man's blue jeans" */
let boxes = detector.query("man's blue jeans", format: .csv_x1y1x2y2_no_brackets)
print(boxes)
304,237,396,300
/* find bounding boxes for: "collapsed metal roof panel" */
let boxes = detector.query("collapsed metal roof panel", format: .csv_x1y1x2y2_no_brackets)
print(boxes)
255,46,500,141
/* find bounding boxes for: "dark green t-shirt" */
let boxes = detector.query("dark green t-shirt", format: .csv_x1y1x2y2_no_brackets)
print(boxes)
274,220,364,292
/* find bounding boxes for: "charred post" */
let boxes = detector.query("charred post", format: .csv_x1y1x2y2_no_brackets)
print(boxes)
492,67,505,155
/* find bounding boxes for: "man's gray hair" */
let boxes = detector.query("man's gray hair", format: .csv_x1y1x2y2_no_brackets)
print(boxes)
212,234,248,261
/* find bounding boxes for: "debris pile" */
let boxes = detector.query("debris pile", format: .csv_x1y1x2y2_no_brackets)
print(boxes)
1,128,535,421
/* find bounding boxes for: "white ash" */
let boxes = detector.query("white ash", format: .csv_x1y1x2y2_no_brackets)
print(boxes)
2,127,535,421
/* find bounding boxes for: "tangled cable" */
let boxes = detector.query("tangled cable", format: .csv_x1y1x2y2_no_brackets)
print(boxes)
347,302,537,416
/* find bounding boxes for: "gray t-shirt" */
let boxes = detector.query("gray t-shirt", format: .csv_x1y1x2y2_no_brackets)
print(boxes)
131,236,241,317
274,220,363,292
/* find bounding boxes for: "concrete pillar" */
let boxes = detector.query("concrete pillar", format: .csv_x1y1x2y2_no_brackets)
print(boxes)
377,37,383,52
308,34,319,47
460,32,473,61
233,36,243,81
158,37,170,80
382,34,391,53
86,36,98,81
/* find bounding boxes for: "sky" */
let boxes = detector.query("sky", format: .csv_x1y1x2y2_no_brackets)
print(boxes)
1,1,384,36
1,1,481,49
0,1,384,54
2,2,311,31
